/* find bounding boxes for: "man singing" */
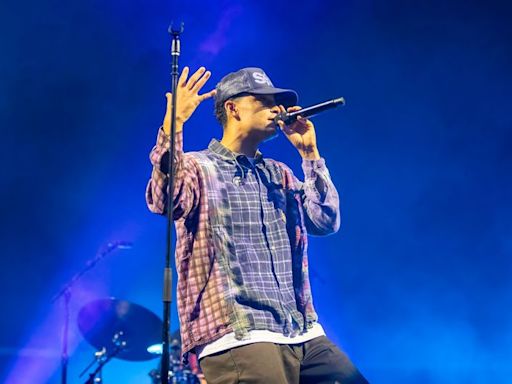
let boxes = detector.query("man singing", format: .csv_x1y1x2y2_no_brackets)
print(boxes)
146,66,368,384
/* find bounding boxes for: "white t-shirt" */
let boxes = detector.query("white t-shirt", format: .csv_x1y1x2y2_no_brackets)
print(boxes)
196,323,326,360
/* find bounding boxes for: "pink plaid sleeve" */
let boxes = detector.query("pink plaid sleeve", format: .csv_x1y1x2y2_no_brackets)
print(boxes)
276,159,340,236
145,127,200,219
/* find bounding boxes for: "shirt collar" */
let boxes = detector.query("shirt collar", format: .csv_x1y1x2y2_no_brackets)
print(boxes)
208,139,264,165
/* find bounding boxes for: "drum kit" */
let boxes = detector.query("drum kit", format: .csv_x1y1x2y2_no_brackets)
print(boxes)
51,242,204,383
76,297,202,383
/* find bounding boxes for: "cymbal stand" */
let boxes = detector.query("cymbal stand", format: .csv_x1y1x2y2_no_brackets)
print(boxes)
81,331,127,384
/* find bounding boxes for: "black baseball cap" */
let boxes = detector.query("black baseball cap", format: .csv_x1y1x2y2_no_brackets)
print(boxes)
214,67,298,110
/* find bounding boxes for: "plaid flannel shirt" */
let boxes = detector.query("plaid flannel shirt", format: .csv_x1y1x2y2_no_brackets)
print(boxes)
146,128,340,356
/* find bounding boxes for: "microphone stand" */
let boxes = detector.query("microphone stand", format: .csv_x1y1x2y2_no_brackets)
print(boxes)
160,21,184,384
51,241,133,384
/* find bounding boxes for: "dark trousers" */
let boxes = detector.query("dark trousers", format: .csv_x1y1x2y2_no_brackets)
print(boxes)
199,336,369,384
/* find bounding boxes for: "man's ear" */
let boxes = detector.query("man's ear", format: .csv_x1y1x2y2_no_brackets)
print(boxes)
225,99,240,120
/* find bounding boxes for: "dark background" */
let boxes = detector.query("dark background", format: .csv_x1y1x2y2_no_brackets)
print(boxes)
1,0,511,382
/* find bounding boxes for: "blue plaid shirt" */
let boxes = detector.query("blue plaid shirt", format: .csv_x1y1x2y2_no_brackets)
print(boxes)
194,138,340,335
146,130,340,354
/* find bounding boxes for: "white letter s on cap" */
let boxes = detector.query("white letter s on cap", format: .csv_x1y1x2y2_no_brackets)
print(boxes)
252,72,272,86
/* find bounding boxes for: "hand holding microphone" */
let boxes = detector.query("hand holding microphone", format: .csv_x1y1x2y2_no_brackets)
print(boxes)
275,97,345,160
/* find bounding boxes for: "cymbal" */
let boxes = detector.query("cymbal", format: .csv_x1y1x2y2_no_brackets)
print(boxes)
77,298,162,361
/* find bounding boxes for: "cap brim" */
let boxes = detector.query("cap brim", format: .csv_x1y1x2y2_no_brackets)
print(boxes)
250,87,298,107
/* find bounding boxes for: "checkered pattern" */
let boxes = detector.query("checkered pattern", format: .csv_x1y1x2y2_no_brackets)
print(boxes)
146,128,340,356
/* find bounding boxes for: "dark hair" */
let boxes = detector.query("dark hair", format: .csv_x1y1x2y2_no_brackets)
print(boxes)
214,99,228,127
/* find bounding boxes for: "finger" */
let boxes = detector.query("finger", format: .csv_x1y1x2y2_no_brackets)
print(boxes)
278,120,294,134
186,67,206,90
198,89,217,102
192,70,212,93
287,106,302,113
278,105,286,113
297,115,308,124
179,67,189,88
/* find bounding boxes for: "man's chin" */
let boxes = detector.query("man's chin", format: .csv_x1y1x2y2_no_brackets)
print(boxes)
262,126,279,142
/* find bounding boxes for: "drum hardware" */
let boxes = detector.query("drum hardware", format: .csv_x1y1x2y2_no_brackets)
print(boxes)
74,297,203,382
79,332,127,383
77,298,162,382
78,347,106,381
77,298,162,361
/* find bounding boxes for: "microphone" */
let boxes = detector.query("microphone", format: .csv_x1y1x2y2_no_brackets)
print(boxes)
274,97,345,125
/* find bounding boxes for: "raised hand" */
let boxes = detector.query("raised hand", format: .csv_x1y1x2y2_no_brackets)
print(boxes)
163,66,216,135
